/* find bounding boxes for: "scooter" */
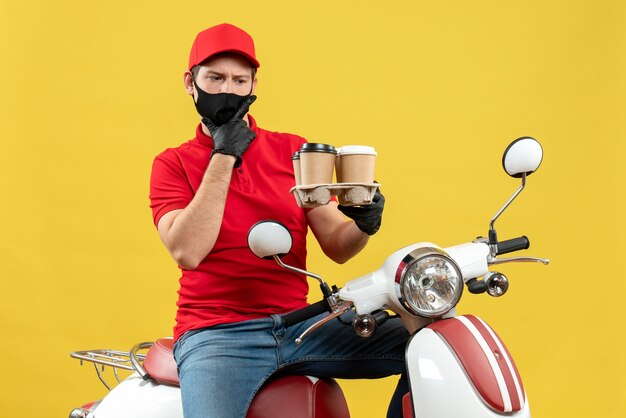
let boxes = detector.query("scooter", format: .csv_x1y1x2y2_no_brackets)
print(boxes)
70,136,548,418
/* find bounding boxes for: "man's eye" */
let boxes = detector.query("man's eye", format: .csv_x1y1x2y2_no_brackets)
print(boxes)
209,76,222,81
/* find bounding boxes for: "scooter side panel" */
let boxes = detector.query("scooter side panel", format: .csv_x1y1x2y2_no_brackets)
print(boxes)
405,328,530,418
89,373,183,418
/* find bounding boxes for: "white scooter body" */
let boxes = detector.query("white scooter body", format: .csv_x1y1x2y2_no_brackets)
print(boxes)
338,241,530,417
338,241,490,332
85,374,182,418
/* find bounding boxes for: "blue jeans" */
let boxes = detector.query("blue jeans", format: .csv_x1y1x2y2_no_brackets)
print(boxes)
173,312,409,418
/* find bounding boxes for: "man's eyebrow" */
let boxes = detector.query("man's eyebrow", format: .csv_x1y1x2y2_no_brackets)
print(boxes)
205,69,226,76
204,69,251,78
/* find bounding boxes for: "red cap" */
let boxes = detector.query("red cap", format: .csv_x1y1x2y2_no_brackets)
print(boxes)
188,23,260,70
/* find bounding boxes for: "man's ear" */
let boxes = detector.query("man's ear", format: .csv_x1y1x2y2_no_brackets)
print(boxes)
183,71,195,96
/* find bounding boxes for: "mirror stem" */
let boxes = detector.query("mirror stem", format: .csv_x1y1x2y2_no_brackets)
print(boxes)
489,173,527,242
273,255,332,298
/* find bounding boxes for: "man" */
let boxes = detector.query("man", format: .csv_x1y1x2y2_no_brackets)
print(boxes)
149,23,408,418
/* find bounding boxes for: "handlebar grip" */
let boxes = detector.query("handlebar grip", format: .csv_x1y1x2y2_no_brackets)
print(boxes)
282,299,329,327
496,236,530,255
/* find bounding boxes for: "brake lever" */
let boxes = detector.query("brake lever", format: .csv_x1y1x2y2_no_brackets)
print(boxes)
295,301,353,345
489,256,550,265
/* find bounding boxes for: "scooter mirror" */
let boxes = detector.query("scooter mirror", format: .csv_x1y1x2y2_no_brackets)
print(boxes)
502,137,543,178
247,221,293,259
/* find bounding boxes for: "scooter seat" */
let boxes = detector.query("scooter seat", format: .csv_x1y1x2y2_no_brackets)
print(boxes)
143,338,350,418
142,338,179,385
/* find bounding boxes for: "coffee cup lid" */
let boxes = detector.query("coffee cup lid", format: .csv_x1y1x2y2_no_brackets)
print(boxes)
299,143,337,154
338,145,377,156
292,151,300,160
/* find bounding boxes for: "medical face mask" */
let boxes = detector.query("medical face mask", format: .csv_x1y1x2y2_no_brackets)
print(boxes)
193,80,253,126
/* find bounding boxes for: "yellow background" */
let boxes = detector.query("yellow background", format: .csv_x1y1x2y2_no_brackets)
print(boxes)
1,1,625,417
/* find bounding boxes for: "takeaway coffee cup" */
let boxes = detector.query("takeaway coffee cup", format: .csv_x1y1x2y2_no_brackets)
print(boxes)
337,145,377,183
334,147,343,183
299,143,337,185
292,151,301,186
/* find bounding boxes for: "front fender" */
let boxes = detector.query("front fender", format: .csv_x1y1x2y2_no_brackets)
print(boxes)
405,315,530,418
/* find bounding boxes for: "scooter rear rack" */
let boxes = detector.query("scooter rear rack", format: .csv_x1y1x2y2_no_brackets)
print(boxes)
70,349,146,390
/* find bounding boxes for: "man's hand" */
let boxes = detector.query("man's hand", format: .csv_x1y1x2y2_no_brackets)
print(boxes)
337,187,385,236
203,95,257,168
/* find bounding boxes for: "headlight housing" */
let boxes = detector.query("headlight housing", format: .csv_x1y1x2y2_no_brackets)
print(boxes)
395,247,463,317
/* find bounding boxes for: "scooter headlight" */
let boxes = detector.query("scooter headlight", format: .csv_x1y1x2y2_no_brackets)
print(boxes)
395,248,463,317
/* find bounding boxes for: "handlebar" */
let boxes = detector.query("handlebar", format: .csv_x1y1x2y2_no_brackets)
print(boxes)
496,236,529,255
282,299,329,327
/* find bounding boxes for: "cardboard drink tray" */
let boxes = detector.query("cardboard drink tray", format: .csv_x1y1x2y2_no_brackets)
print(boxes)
290,183,379,208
